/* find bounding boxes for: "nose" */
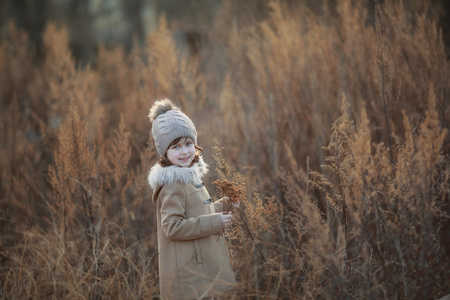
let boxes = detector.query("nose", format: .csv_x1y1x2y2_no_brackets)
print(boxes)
181,145,188,154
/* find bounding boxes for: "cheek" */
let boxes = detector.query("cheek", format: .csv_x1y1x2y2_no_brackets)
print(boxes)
166,149,178,162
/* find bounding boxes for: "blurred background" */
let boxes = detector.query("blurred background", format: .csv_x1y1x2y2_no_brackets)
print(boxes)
1,0,449,299
1,0,449,64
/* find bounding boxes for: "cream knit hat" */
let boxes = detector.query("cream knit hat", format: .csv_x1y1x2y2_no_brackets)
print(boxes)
148,99,197,156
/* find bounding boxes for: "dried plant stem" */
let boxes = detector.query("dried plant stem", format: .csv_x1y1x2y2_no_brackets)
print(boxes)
375,7,394,164
236,210,268,264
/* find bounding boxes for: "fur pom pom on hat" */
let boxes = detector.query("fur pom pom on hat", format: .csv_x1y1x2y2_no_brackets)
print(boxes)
149,99,197,156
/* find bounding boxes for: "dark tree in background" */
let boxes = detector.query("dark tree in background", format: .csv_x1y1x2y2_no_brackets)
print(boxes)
1,0,449,64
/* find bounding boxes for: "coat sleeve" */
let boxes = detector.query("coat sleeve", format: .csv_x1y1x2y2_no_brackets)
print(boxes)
213,198,224,212
159,184,223,241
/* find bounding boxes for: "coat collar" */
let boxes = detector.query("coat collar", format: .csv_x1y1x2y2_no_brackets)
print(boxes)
148,156,208,189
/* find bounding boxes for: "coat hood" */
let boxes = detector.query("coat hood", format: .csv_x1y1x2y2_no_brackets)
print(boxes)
147,156,208,193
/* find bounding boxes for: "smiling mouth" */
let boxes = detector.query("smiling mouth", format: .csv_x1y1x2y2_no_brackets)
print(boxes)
179,157,191,161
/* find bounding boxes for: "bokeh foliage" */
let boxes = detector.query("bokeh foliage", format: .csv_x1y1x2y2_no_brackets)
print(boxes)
1,0,449,299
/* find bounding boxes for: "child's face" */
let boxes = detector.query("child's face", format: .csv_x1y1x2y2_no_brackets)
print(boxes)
166,137,196,167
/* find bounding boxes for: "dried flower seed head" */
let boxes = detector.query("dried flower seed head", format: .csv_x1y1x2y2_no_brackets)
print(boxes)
213,179,245,214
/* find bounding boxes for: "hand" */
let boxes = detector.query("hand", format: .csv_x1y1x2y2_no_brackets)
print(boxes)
220,212,232,229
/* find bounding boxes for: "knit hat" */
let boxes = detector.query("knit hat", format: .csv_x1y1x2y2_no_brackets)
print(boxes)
148,99,197,156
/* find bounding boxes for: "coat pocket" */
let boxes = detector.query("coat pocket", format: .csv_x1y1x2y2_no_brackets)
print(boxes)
176,240,203,281
193,239,202,264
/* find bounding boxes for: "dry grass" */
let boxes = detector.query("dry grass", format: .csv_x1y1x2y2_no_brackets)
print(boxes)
1,0,449,299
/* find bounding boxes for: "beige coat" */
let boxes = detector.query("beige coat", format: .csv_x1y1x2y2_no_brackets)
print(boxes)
148,157,236,299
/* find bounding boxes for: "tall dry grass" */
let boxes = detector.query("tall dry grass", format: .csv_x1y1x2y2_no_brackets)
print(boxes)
1,0,449,299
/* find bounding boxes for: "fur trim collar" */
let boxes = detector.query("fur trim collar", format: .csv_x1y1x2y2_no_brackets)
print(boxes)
147,156,208,189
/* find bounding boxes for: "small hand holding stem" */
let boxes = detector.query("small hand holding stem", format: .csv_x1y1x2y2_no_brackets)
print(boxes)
220,212,232,229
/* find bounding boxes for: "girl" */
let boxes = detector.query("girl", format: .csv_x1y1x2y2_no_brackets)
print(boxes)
147,99,237,300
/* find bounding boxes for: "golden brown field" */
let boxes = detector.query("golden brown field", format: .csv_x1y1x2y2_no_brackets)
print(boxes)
1,0,449,299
